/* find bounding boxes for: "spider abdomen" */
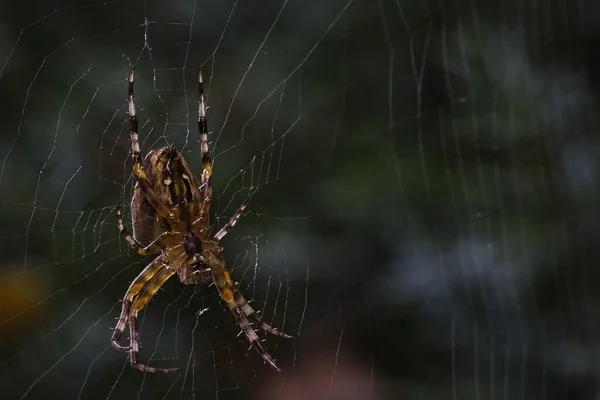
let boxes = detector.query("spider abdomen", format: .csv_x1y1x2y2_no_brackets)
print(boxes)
131,146,203,249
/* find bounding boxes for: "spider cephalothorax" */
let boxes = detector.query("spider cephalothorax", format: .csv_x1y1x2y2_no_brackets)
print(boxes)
111,69,292,373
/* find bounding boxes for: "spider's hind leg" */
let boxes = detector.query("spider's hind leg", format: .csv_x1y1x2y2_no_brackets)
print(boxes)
196,70,214,225
127,69,178,229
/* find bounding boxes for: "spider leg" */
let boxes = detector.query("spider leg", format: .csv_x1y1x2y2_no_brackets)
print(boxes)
207,253,291,373
127,266,179,373
116,204,148,256
127,68,178,229
227,300,283,373
197,70,213,224
231,284,293,339
213,198,249,242
111,253,165,351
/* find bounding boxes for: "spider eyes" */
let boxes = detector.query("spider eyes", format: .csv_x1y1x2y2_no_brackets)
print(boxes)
184,232,203,257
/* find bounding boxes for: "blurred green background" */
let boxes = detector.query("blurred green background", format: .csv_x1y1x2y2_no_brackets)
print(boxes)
1,0,600,398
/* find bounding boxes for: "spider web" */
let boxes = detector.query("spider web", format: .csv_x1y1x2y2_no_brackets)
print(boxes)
1,0,599,399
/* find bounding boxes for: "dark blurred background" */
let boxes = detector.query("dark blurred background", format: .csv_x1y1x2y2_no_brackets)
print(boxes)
2,0,600,399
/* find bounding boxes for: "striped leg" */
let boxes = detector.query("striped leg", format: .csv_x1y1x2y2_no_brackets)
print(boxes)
127,69,178,229
227,301,283,373
231,284,292,339
126,266,179,373
197,70,213,224
213,198,249,241
206,251,292,373
116,204,148,256
111,253,165,351
226,285,292,373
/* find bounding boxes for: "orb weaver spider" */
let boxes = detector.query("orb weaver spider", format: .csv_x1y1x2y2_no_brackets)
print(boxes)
111,68,292,373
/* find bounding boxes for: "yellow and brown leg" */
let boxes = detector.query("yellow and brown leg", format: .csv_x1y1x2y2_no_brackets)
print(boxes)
197,70,213,224
227,300,283,372
111,253,165,350
127,68,178,229
230,284,292,339
207,254,291,373
126,266,178,373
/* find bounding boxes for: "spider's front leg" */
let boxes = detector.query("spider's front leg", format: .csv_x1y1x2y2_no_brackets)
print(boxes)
230,285,293,339
126,266,178,373
226,294,292,373
111,253,165,351
206,252,292,373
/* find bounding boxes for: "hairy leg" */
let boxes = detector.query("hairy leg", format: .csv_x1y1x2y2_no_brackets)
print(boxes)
126,266,178,373
111,253,165,350
230,284,292,339
116,204,148,256
213,198,249,241
204,252,291,373
127,68,178,228
197,70,213,224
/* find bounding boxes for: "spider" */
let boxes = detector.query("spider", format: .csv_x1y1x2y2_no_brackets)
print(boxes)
111,68,292,373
